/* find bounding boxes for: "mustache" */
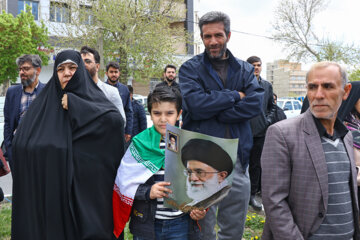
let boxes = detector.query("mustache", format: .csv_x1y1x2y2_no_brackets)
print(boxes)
311,101,329,107
189,181,203,186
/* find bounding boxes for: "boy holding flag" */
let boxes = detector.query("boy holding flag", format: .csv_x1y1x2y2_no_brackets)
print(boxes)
113,87,206,239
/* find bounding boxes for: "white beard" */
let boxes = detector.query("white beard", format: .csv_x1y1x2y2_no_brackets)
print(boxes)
186,173,224,202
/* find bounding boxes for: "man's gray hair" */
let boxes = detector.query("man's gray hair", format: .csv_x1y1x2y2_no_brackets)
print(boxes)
199,11,230,37
16,54,42,68
306,61,348,88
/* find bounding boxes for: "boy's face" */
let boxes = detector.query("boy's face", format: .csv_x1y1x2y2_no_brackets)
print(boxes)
150,102,181,136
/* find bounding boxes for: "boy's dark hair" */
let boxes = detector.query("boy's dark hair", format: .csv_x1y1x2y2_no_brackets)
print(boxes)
80,46,100,64
106,61,120,72
246,56,262,64
164,64,176,73
147,86,182,114
127,85,133,94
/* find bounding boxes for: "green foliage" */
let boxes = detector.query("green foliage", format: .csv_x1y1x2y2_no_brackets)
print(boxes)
243,212,265,240
349,68,360,82
52,0,187,83
0,7,51,84
0,203,11,239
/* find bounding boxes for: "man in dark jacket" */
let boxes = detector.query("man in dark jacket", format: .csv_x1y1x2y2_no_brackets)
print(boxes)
273,93,287,122
4,54,45,169
106,62,133,143
127,85,147,137
247,56,277,211
179,11,264,240
156,64,181,92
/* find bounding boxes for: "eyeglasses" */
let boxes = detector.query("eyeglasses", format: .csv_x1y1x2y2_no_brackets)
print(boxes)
83,59,94,64
183,169,218,179
18,66,33,72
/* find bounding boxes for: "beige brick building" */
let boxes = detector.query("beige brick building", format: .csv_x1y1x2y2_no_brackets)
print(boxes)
267,60,307,98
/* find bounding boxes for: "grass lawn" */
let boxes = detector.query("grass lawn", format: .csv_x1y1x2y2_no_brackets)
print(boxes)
0,203,265,240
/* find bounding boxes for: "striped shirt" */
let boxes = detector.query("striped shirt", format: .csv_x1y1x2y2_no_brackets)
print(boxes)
154,138,184,220
309,137,354,240
19,82,40,124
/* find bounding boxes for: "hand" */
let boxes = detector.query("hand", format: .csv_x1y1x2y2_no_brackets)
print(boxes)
150,182,172,199
189,209,206,220
239,91,246,99
61,94,68,110
125,134,132,142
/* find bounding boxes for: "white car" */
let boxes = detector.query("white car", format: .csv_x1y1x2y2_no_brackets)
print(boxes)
133,94,147,107
277,98,302,119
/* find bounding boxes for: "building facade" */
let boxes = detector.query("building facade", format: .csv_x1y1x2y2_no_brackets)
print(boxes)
4,0,194,85
267,59,307,98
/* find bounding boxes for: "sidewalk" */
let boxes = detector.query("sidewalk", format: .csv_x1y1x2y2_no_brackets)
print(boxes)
0,172,12,197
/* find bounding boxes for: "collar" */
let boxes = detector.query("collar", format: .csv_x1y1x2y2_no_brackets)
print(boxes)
313,115,348,140
106,79,118,86
23,81,40,93
202,49,237,68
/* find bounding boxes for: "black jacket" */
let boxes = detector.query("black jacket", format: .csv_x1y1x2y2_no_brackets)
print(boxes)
155,81,181,92
250,77,277,137
129,176,200,239
131,99,147,137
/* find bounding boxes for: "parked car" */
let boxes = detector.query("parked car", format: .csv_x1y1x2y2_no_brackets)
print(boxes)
133,94,147,108
277,98,302,119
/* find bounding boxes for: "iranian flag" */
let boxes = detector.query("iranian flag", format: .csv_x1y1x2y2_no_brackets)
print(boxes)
113,126,165,237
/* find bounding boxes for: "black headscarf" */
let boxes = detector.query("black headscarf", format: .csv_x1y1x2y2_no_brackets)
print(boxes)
337,81,360,120
11,50,125,240
301,81,360,121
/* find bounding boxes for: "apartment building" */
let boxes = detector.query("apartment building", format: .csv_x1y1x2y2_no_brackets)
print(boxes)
4,0,195,85
267,59,307,98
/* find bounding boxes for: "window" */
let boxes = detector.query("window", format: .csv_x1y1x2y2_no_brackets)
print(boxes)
293,101,301,110
50,2,70,23
284,101,293,110
18,0,39,20
80,5,94,25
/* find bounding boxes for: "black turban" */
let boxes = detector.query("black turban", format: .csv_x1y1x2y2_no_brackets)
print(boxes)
181,139,233,175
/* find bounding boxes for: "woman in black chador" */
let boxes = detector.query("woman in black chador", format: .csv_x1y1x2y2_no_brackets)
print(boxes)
11,50,125,240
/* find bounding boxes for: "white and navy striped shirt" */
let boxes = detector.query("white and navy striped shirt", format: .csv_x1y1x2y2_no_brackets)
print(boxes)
310,118,355,240
154,138,184,220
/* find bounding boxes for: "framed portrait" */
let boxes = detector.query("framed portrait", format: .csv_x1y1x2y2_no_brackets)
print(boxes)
164,124,238,212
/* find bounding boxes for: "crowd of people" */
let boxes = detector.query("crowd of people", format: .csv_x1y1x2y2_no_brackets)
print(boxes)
1,10,360,240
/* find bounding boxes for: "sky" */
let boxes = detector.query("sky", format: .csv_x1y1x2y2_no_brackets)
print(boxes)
194,0,360,73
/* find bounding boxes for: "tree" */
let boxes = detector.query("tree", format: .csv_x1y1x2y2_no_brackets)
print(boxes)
349,68,360,82
272,0,360,65
0,7,51,86
51,0,188,83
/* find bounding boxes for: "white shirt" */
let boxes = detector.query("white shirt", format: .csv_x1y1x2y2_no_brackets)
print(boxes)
97,79,126,127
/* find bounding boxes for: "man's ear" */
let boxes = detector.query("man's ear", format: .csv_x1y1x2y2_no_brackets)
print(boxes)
226,32,231,42
36,67,41,76
343,83,352,101
218,171,228,182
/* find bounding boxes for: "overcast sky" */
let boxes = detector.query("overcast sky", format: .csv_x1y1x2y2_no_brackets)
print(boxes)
194,0,360,73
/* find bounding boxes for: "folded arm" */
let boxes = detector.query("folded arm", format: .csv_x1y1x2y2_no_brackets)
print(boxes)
216,73,264,123
179,64,241,121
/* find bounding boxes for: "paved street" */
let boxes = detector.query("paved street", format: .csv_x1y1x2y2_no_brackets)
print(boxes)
0,172,12,197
